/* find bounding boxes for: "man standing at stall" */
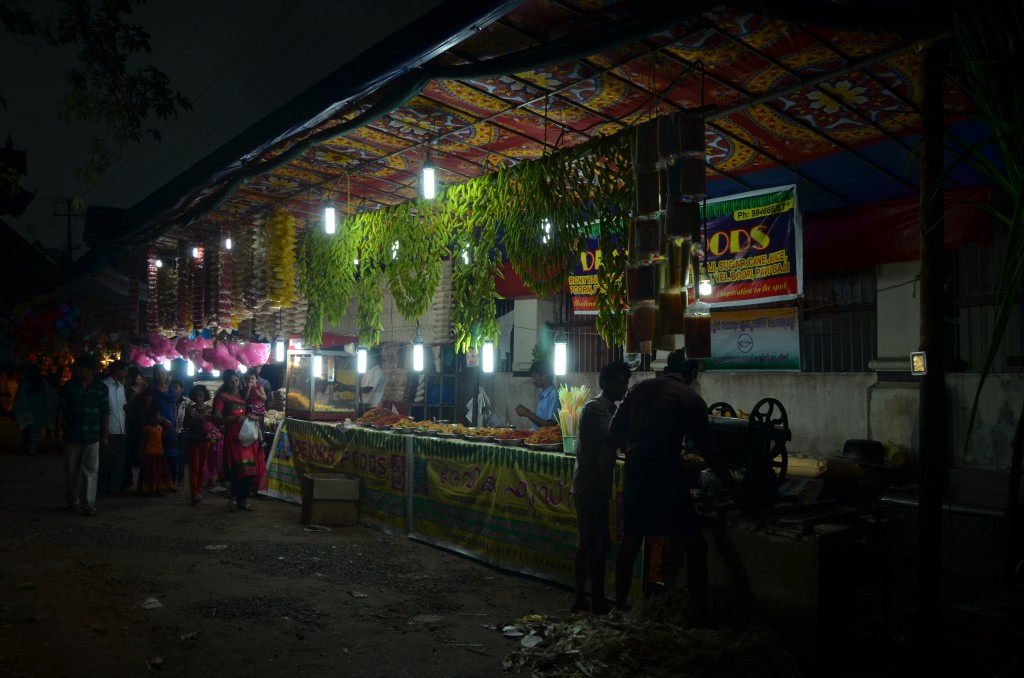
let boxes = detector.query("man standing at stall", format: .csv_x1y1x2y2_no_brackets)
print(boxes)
515,361,560,429
570,361,632,614
608,350,739,622
57,353,109,517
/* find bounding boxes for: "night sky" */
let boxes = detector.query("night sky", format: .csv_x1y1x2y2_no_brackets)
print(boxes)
0,0,445,256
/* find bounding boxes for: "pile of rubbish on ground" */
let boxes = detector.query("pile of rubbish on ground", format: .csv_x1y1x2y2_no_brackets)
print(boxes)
499,589,799,677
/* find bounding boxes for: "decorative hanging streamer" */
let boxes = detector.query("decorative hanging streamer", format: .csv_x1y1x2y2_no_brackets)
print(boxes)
204,241,221,328
191,247,205,332
127,250,140,336
156,263,177,333
265,208,298,308
145,251,159,333
218,228,234,328
175,241,191,335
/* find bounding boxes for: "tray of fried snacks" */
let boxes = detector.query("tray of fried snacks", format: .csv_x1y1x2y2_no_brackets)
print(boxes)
525,426,563,446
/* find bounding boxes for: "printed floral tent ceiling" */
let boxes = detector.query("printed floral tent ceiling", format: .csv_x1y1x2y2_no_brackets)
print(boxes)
113,0,979,256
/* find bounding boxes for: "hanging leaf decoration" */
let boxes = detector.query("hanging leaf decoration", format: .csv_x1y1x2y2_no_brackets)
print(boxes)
291,129,632,350
297,220,359,347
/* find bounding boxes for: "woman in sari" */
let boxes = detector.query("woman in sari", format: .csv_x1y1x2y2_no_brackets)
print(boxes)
211,370,259,511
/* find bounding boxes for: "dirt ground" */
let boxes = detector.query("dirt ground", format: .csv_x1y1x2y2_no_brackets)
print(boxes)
0,438,572,678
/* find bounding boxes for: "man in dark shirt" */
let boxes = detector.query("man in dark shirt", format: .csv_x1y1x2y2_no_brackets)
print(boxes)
570,361,632,614
608,350,738,620
57,353,109,517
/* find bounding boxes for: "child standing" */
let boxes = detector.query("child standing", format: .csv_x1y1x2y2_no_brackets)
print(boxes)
138,410,175,496
244,373,269,494
184,385,213,505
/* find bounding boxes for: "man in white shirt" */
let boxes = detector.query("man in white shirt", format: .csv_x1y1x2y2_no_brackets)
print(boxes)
99,361,128,493
360,349,386,411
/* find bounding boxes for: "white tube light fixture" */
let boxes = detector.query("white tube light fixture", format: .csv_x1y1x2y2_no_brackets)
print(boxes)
422,152,436,200
481,341,495,374
313,355,323,376
186,360,195,376
192,246,199,258
324,202,336,235
212,369,221,378
225,236,232,250
412,330,424,372
162,358,171,372
274,339,285,363
357,346,368,374
553,333,568,376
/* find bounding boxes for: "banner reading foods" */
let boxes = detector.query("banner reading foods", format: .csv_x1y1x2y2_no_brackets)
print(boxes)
700,185,803,307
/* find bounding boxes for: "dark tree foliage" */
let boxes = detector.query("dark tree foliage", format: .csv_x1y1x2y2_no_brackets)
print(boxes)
0,0,192,185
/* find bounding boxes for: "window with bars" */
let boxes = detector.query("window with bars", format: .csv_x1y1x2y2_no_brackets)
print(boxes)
800,269,877,373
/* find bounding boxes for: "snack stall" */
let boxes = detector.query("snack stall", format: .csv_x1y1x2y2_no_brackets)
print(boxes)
284,345,359,421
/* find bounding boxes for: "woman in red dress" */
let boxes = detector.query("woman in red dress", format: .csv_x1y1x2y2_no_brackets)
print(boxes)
211,370,259,511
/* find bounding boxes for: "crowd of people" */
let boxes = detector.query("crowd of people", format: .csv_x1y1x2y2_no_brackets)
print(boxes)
14,346,738,621
18,353,276,518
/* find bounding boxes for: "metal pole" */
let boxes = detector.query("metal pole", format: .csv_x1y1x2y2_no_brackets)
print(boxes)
916,37,947,670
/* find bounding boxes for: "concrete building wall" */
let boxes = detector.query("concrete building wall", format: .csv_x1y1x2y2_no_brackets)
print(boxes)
483,369,1023,470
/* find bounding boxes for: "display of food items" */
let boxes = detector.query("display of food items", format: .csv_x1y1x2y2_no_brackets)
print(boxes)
494,429,533,440
355,406,393,424
393,418,427,429
464,426,511,437
286,392,311,411
372,413,411,427
525,426,562,445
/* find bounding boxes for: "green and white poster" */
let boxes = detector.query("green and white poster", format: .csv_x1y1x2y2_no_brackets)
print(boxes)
706,307,800,371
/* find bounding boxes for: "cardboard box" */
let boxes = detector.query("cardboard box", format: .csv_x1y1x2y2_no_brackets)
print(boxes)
301,473,359,526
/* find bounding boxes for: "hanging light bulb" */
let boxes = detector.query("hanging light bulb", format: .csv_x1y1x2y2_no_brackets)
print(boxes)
412,329,424,372
238,364,248,374
422,152,436,199
192,246,199,258
324,202,336,235
313,354,323,376
357,346,368,374
155,258,163,268
554,333,568,376
224,236,233,250
698,264,713,297
274,338,285,363
212,369,221,378
186,360,195,376
481,340,495,374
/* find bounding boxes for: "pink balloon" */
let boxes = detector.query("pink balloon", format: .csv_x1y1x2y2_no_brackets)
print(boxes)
243,342,270,366
175,336,192,358
225,342,244,358
137,355,155,368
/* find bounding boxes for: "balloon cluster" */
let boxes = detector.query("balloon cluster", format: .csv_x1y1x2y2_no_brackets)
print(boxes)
12,302,81,356
127,333,270,372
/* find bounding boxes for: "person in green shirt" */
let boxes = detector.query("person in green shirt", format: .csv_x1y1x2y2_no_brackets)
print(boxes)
57,354,109,517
